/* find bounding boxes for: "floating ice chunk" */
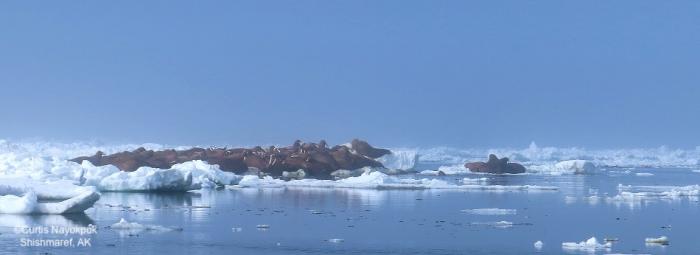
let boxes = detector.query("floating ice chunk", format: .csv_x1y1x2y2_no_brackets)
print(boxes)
0,178,100,214
98,167,193,191
231,227,243,232
79,161,120,186
436,164,470,175
635,173,654,177
617,184,700,197
534,240,543,250
530,160,597,175
461,177,489,184
376,149,418,170
109,218,181,235
0,192,36,214
419,170,442,175
461,208,516,215
645,236,669,245
562,237,611,252
470,221,514,228
327,238,344,243
256,224,270,229
556,160,597,174
230,171,558,191
170,160,241,188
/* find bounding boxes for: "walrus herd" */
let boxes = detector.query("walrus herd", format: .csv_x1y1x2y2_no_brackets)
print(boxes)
464,154,526,174
71,139,391,179
72,139,528,179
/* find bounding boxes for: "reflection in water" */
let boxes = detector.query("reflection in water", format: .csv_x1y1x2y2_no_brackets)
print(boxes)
98,192,195,209
0,213,95,228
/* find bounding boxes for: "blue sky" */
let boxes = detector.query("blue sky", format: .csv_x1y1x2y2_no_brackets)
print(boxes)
1,1,699,148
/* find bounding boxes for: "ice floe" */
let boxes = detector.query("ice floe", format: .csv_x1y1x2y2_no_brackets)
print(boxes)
470,221,515,228
461,208,516,215
562,237,612,252
109,218,182,235
0,178,100,214
230,171,557,191
645,236,669,245
377,149,418,170
635,172,654,177
534,240,543,250
528,160,597,175
326,238,344,243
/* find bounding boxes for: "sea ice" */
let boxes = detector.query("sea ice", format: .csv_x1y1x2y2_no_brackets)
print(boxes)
644,236,669,245
230,171,558,191
635,173,654,177
376,149,418,170
562,237,612,252
109,218,181,234
0,178,100,214
461,208,516,215
534,240,543,250
529,160,597,175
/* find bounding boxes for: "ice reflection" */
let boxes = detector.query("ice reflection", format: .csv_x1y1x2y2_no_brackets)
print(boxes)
0,213,94,229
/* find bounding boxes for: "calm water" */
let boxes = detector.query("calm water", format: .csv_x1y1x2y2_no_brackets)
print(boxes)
1,168,700,255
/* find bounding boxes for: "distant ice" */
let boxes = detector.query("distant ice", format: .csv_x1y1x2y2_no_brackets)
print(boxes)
534,240,543,250
376,149,418,170
109,218,182,235
562,237,612,252
230,171,558,191
528,160,597,175
470,221,514,228
645,236,669,245
635,173,654,177
461,208,516,215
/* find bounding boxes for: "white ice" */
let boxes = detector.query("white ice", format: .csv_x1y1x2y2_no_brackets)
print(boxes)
230,171,558,191
110,218,181,234
562,237,612,252
376,149,418,170
645,236,669,245
0,178,100,214
534,240,543,250
461,208,516,215
528,160,597,175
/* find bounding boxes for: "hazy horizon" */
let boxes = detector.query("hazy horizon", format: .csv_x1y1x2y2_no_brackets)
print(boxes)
2,1,699,148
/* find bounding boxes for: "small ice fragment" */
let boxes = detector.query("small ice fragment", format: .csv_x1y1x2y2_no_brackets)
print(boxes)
231,227,243,232
636,173,654,177
534,240,543,250
256,224,270,229
603,237,619,242
645,236,669,245
327,238,344,243
461,208,516,215
562,237,611,252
